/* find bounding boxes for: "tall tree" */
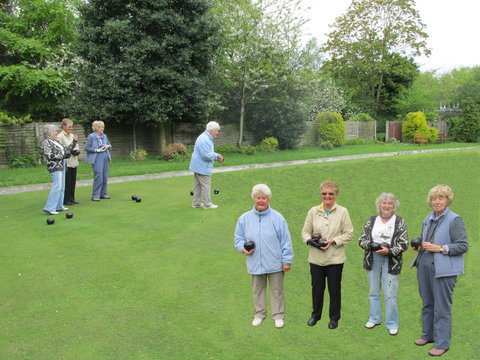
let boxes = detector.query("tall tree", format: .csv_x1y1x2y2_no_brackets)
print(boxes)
322,0,430,117
0,0,77,120
68,0,219,151
211,0,309,147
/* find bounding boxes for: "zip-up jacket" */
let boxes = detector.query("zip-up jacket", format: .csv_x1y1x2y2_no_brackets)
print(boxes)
234,205,293,275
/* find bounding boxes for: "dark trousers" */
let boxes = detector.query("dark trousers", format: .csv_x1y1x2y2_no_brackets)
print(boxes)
64,166,77,204
310,263,344,321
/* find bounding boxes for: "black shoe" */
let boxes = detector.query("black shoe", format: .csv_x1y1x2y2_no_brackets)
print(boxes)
328,320,338,329
64,202,75,206
307,317,318,326
72,201,79,204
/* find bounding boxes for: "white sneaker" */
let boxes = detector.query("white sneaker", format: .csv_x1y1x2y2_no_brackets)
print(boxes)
44,210,59,215
389,328,398,336
202,204,218,209
274,319,284,328
365,322,379,329
252,318,263,327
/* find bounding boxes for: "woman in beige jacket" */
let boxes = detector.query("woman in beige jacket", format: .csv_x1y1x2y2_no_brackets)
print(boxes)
301,180,353,330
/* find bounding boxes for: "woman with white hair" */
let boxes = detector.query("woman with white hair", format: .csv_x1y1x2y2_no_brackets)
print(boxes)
42,124,78,215
85,120,112,201
234,184,293,329
358,192,408,336
189,121,224,209
411,184,468,357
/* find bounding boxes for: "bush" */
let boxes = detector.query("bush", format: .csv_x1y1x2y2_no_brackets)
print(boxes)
240,145,256,155
319,141,334,150
163,143,187,161
9,153,38,168
344,138,367,145
0,112,31,125
129,148,148,161
259,137,279,152
402,111,437,142
376,133,386,141
215,144,241,154
316,111,346,147
455,99,480,142
349,113,375,122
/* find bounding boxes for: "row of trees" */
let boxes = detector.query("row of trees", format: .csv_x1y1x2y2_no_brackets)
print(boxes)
1,0,479,149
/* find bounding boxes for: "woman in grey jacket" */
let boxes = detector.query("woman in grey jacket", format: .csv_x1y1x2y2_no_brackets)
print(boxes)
411,184,469,357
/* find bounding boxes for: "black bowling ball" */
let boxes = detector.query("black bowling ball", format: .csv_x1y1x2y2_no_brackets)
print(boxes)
46,217,55,225
214,188,220,195
66,212,73,219
370,242,382,252
132,195,137,200
411,237,423,249
190,190,194,196
244,241,256,252
136,197,142,203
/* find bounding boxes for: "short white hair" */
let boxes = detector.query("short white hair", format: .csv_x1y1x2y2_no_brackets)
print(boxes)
206,121,220,131
251,184,272,200
44,124,59,138
375,192,400,215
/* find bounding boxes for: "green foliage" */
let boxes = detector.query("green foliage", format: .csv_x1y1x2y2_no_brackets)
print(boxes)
259,137,279,152
344,138,367,145
129,148,147,162
322,0,427,117
319,141,334,150
402,111,432,141
68,0,219,127
8,152,38,168
349,113,375,122
376,132,386,141
316,111,346,147
455,99,480,142
240,145,256,155
163,143,187,161
214,144,241,154
0,0,77,120
0,111,31,125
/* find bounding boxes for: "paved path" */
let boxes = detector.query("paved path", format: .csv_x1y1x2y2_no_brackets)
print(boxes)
1,146,478,195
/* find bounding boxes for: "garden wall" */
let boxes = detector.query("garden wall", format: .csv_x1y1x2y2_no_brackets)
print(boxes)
299,120,377,146
0,122,254,167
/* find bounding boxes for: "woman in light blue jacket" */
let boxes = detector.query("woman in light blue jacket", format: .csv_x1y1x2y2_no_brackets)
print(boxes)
84,120,112,201
189,121,223,209
411,184,468,357
234,184,293,329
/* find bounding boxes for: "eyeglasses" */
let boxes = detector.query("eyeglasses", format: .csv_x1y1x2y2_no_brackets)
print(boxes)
321,192,335,196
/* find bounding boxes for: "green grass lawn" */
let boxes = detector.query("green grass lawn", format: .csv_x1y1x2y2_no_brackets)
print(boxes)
1,142,478,187
0,148,479,359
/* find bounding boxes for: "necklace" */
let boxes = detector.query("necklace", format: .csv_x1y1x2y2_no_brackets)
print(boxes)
380,214,393,221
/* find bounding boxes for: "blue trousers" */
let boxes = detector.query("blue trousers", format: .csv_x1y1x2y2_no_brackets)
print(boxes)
92,151,110,199
366,253,400,330
417,252,457,349
44,165,66,212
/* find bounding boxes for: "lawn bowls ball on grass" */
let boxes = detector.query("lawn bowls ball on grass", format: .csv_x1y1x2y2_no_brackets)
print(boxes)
214,188,220,195
66,213,74,219
132,195,137,201
46,217,55,225
190,190,194,196
136,197,142,203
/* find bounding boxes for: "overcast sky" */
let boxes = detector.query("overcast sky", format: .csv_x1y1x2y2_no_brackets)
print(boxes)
300,0,479,73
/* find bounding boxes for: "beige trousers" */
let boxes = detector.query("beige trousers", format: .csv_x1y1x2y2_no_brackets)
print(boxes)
251,271,285,320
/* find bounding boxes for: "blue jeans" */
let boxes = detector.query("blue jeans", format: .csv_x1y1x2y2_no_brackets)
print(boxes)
44,167,66,212
366,253,400,330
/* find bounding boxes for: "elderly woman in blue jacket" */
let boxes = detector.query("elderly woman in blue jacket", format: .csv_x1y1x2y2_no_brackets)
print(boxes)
85,120,112,201
189,121,223,209
411,184,469,357
234,184,293,329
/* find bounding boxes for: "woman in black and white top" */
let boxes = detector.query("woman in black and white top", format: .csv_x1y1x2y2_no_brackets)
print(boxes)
42,124,77,215
358,193,408,336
